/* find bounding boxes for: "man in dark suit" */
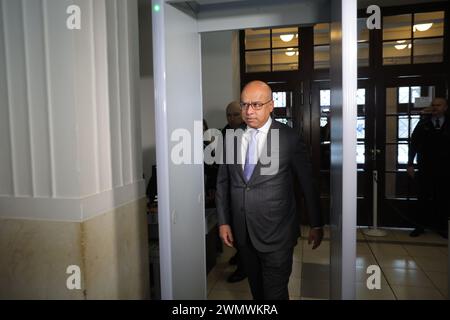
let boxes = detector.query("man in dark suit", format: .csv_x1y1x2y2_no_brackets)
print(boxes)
215,81,323,300
407,97,450,239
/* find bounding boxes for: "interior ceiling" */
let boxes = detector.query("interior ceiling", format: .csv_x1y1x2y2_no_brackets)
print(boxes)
357,0,446,9
166,0,447,9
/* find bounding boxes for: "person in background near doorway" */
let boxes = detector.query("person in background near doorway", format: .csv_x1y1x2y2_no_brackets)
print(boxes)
407,97,450,239
221,102,247,283
222,101,244,135
216,81,323,300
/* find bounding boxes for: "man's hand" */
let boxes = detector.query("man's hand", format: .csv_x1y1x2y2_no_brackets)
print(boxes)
407,165,415,178
219,224,234,248
308,228,324,250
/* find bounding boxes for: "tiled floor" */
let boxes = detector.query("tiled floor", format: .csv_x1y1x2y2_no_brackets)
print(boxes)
207,226,448,300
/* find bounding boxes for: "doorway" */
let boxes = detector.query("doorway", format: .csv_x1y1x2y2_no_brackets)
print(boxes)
312,78,446,229
378,78,446,228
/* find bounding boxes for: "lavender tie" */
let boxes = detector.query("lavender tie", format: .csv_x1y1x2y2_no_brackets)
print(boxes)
244,129,258,182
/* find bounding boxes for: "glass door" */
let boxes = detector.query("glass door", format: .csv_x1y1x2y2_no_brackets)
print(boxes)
268,81,303,130
377,79,446,227
312,80,374,225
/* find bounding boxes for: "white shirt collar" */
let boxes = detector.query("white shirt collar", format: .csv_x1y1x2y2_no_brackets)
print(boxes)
246,117,272,134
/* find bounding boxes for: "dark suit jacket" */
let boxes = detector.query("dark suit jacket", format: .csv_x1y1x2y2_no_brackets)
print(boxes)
408,114,450,176
215,120,322,253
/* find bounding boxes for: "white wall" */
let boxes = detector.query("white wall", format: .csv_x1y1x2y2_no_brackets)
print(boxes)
201,30,240,131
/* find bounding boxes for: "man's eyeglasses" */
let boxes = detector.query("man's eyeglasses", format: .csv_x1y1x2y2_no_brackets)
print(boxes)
240,100,272,111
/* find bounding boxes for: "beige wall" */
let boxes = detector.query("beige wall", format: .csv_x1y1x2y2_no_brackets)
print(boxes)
0,218,84,299
0,199,149,300
83,198,150,299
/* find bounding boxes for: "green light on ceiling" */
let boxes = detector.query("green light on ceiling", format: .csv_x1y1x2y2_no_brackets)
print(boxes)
154,4,160,12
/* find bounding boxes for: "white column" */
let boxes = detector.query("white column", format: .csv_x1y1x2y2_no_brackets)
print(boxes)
0,0,144,222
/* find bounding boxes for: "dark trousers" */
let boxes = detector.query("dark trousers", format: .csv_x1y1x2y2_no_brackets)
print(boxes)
416,172,450,234
232,250,246,274
239,239,294,300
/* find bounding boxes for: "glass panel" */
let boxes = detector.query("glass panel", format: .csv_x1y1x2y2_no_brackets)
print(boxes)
412,86,435,109
383,14,412,41
320,89,330,107
272,48,298,71
410,115,420,136
272,27,298,48
358,42,369,67
320,117,328,128
356,118,365,139
357,105,366,117
385,172,410,199
410,86,421,103
398,144,408,164
245,29,270,50
385,144,398,171
245,50,270,72
314,45,330,69
314,23,330,45
386,116,398,143
398,87,409,104
273,92,287,108
383,40,411,65
386,87,398,114
356,144,365,164
398,116,409,139
357,171,365,198
413,11,444,38
357,18,369,42
356,89,366,105
413,38,444,64
275,118,292,127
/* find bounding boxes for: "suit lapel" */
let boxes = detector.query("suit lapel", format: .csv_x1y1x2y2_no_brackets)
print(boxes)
228,123,246,183
234,136,245,183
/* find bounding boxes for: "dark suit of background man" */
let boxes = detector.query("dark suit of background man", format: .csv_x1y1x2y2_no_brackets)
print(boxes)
215,81,324,300
407,97,450,239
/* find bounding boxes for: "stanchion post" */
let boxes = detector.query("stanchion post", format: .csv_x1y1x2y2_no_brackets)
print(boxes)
363,170,387,237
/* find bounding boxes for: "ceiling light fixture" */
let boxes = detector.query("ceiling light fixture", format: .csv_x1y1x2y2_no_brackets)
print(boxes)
285,49,296,57
280,34,294,42
413,23,433,32
394,40,409,50
395,44,407,50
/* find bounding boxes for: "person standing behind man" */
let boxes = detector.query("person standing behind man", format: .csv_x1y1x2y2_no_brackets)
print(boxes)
407,97,450,239
216,81,323,300
221,102,247,283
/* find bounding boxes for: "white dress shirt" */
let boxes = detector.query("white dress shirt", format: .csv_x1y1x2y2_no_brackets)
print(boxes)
241,117,272,170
